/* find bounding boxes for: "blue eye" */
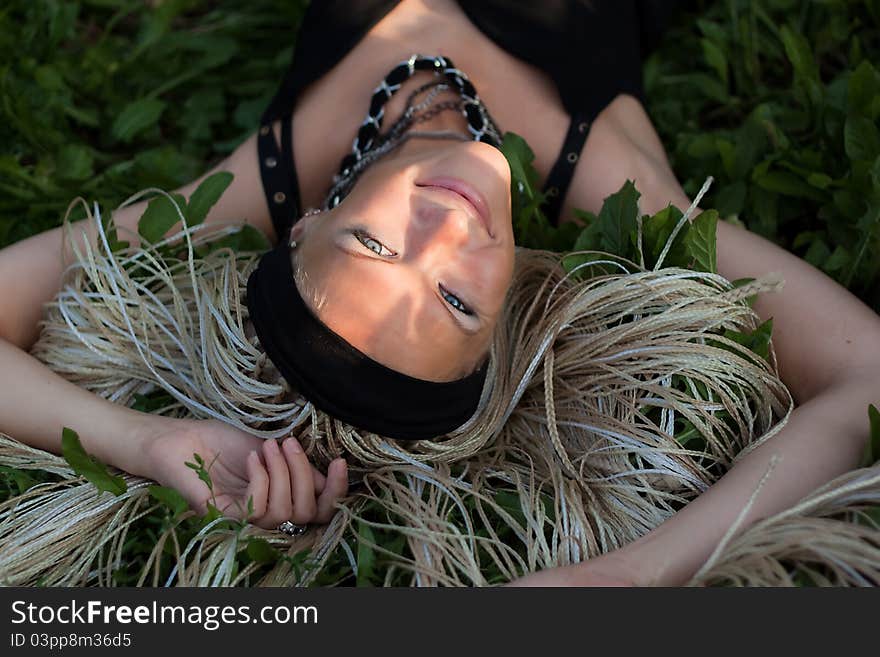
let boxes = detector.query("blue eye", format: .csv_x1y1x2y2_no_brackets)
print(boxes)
353,230,396,257
440,284,474,316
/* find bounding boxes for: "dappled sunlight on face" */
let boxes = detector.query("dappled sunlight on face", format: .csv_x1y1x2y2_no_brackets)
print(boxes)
292,138,515,382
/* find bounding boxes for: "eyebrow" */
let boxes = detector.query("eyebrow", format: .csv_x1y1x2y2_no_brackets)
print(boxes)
333,242,480,336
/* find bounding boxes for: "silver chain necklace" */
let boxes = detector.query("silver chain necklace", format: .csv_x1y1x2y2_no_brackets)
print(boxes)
322,54,502,210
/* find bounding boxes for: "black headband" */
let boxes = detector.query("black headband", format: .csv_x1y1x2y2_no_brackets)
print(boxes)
245,241,489,441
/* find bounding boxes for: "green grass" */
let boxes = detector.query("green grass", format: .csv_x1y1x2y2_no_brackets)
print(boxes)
1,0,879,585
0,0,304,244
646,0,880,310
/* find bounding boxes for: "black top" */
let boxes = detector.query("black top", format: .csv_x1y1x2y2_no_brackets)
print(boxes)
257,0,682,240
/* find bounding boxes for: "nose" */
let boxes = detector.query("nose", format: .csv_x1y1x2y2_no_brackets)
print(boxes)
406,200,483,263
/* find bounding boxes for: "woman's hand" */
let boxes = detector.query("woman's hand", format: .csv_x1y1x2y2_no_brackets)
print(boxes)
505,552,641,587
142,418,348,529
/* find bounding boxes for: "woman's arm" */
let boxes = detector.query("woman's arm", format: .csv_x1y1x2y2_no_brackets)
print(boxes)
0,131,273,351
618,218,880,586
0,336,161,477
0,336,347,525
0,131,348,525
0,128,263,472
535,95,880,586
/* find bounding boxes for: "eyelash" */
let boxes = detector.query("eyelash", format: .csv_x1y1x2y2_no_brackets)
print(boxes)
353,229,396,257
352,230,475,317
439,284,475,316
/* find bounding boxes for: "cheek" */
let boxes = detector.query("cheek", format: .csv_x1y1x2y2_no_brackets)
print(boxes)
346,188,416,238
346,157,414,207
478,248,516,315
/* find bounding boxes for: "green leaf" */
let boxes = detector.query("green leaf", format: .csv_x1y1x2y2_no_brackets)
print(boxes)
356,520,376,587
674,418,704,448
34,65,65,92
148,484,189,516
684,209,718,273
548,220,583,252
246,538,281,564
754,170,825,201
701,38,728,86
780,25,819,84
138,193,186,244
0,465,42,495
131,390,176,413
500,131,550,246
639,204,688,269
56,144,94,181
733,115,770,180
722,318,773,361
500,132,540,198
844,117,880,162
99,203,129,254
61,427,127,496
185,452,214,492
824,245,851,273
860,404,880,467
111,98,167,143
202,502,222,525
186,171,234,226
200,224,270,254
806,173,833,189
179,89,226,141
493,490,527,527
597,180,641,257
856,507,880,529
848,60,880,118
716,138,736,178
686,134,719,160
572,211,600,251
562,210,609,278
792,569,819,587
803,239,831,268
715,180,747,217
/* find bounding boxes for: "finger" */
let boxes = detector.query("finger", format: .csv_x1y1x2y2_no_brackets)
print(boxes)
311,466,327,494
257,439,292,528
282,437,316,524
315,458,348,523
244,450,269,520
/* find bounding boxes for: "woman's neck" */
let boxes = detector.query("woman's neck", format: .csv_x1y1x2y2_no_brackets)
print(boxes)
388,87,474,153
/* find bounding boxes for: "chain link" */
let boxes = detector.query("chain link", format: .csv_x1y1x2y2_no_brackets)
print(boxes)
323,55,502,209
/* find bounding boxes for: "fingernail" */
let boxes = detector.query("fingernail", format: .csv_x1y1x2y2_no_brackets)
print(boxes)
288,437,303,454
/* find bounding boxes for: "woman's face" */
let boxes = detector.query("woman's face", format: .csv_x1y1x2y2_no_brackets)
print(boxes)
290,137,515,382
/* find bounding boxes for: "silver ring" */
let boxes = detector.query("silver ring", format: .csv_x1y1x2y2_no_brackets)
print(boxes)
277,520,308,536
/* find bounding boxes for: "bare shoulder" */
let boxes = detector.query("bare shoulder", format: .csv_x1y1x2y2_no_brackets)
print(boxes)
561,93,691,221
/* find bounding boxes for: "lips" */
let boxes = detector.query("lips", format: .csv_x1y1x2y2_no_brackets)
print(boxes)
416,177,493,238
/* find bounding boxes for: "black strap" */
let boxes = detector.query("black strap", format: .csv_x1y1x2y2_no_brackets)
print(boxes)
541,111,591,226
257,111,301,241
280,112,300,215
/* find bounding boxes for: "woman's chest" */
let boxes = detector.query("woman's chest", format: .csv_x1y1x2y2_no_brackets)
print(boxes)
290,0,570,210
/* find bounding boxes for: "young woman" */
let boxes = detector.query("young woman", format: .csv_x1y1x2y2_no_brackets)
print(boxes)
1,0,878,586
